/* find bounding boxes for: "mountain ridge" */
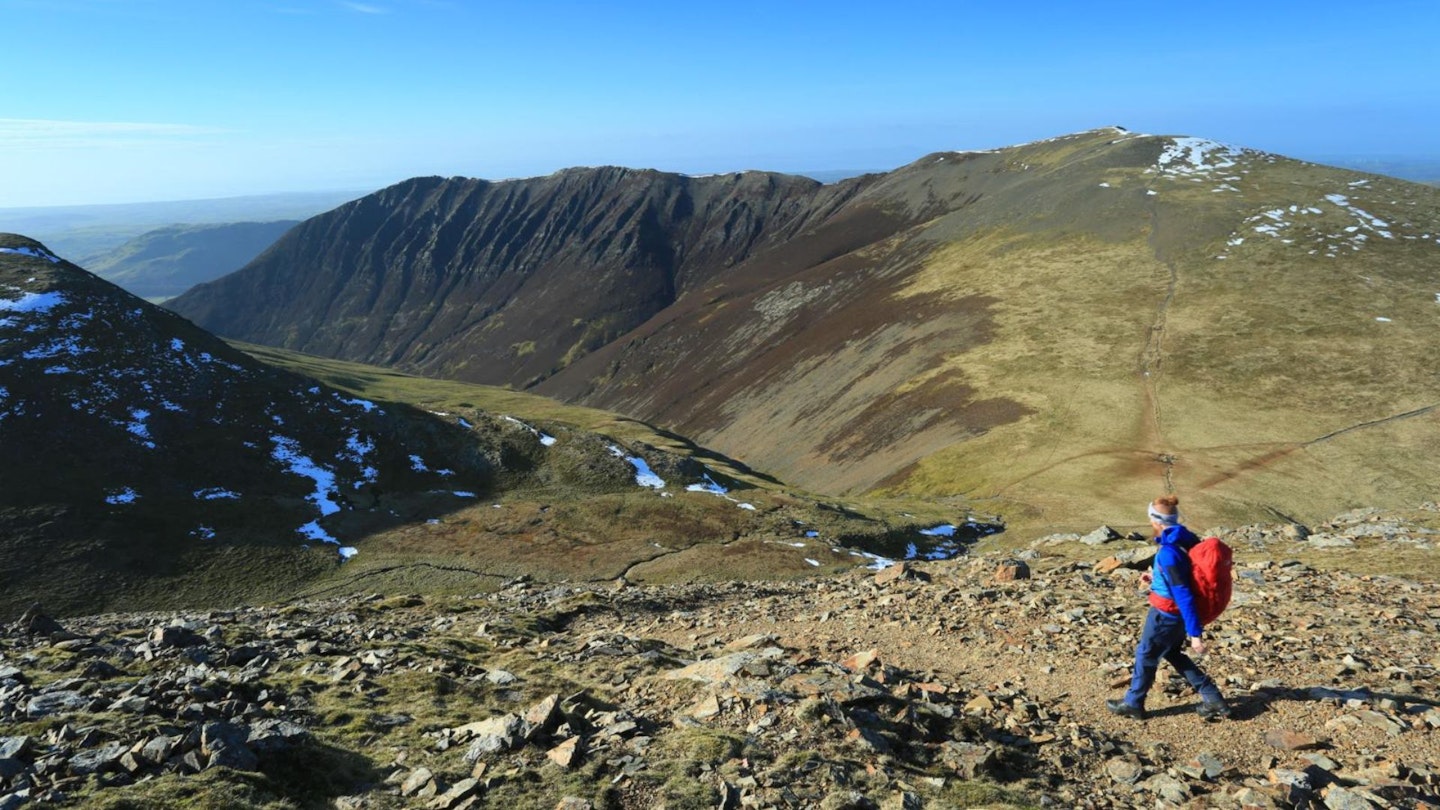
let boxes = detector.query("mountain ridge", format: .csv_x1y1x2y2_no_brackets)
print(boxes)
165,129,1440,531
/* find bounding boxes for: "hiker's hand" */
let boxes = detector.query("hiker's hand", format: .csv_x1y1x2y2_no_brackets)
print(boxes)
1189,636,1206,654
1140,572,1152,585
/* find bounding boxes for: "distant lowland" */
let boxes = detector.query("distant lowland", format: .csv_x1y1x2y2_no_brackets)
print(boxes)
81,220,300,302
0,189,362,262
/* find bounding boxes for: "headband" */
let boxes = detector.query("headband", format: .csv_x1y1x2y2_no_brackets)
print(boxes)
1148,504,1180,526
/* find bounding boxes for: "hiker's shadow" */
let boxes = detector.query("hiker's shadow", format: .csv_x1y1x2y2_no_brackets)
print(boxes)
1153,684,1437,721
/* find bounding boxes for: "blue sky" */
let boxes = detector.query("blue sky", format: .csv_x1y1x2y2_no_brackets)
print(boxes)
2,0,1436,207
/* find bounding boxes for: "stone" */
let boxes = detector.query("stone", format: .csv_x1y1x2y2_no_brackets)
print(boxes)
427,777,481,810
554,799,594,810
1105,756,1144,784
689,693,722,719
724,633,778,650
25,691,89,718
15,604,68,638
401,767,435,797
150,625,204,648
1142,773,1191,804
1192,752,1226,780
1264,728,1325,751
524,694,561,732
546,737,581,769
68,742,128,775
139,736,174,764
460,715,527,761
1321,786,1381,810
246,719,309,753
940,741,996,779
201,721,258,771
874,562,914,586
993,560,1030,581
484,669,518,685
0,738,29,761
1080,526,1120,545
663,649,782,684
1354,710,1403,735
963,694,994,713
1269,769,1312,790
840,649,879,671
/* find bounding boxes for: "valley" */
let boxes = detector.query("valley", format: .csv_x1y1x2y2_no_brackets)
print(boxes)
4,127,1440,809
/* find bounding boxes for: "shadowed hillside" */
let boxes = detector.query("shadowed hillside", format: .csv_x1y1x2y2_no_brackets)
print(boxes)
2,235,984,618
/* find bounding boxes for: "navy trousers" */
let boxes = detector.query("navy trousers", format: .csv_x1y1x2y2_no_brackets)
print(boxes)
1123,607,1223,708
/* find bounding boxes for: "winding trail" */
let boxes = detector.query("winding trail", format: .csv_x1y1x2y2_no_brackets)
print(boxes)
1139,182,1180,490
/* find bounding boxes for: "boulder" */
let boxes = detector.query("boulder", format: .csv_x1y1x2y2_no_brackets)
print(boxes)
993,560,1030,581
1080,526,1121,545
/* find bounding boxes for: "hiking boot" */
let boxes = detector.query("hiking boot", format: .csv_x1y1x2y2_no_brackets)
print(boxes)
1105,699,1146,720
1196,699,1231,720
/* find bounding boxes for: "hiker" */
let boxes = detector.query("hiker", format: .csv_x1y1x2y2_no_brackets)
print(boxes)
1106,494,1230,720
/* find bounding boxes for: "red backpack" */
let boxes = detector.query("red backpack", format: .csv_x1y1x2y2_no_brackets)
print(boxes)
1148,535,1234,626
1188,536,1234,625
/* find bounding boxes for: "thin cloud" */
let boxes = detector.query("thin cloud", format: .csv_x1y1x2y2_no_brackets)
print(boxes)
337,1,388,12
0,119,229,148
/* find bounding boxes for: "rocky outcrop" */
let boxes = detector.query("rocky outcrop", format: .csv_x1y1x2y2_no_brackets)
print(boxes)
2,509,1436,808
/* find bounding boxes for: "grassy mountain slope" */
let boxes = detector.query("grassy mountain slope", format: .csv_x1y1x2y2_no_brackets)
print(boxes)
85,220,298,300
538,130,1440,533
162,129,1440,536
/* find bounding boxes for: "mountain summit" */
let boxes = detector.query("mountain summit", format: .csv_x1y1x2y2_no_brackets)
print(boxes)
167,129,1440,529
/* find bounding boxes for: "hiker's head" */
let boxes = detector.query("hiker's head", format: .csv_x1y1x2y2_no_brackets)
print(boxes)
1148,494,1181,534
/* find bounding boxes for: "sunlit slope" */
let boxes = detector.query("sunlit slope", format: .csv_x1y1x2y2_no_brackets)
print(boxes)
879,135,1440,530
544,130,1440,532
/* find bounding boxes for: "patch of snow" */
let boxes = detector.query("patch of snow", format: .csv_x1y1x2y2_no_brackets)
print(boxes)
1098,182,1110,188
540,433,557,446
686,474,729,495
105,487,139,505
805,530,820,538
338,395,377,413
126,408,152,442
297,520,338,545
192,526,216,540
608,444,666,488
451,490,478,498
409,454,430,472
805,558,821,567
193,488,240,500
737,503,757,511
1156,137,1244,176
0,290,65,315
919,524,958,537
457,417,474,429
1376,317,1392,322
0,245,61,263
271,435,340,516
338,547,359,560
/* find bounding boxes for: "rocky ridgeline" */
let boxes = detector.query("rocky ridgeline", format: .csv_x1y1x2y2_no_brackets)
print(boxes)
0,510,1438,809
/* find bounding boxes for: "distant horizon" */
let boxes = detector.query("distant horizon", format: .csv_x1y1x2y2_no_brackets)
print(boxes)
3,142,1437,214
4,0,1436,208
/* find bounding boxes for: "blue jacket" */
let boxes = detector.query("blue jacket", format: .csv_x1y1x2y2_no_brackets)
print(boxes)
1147,524,1205,637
